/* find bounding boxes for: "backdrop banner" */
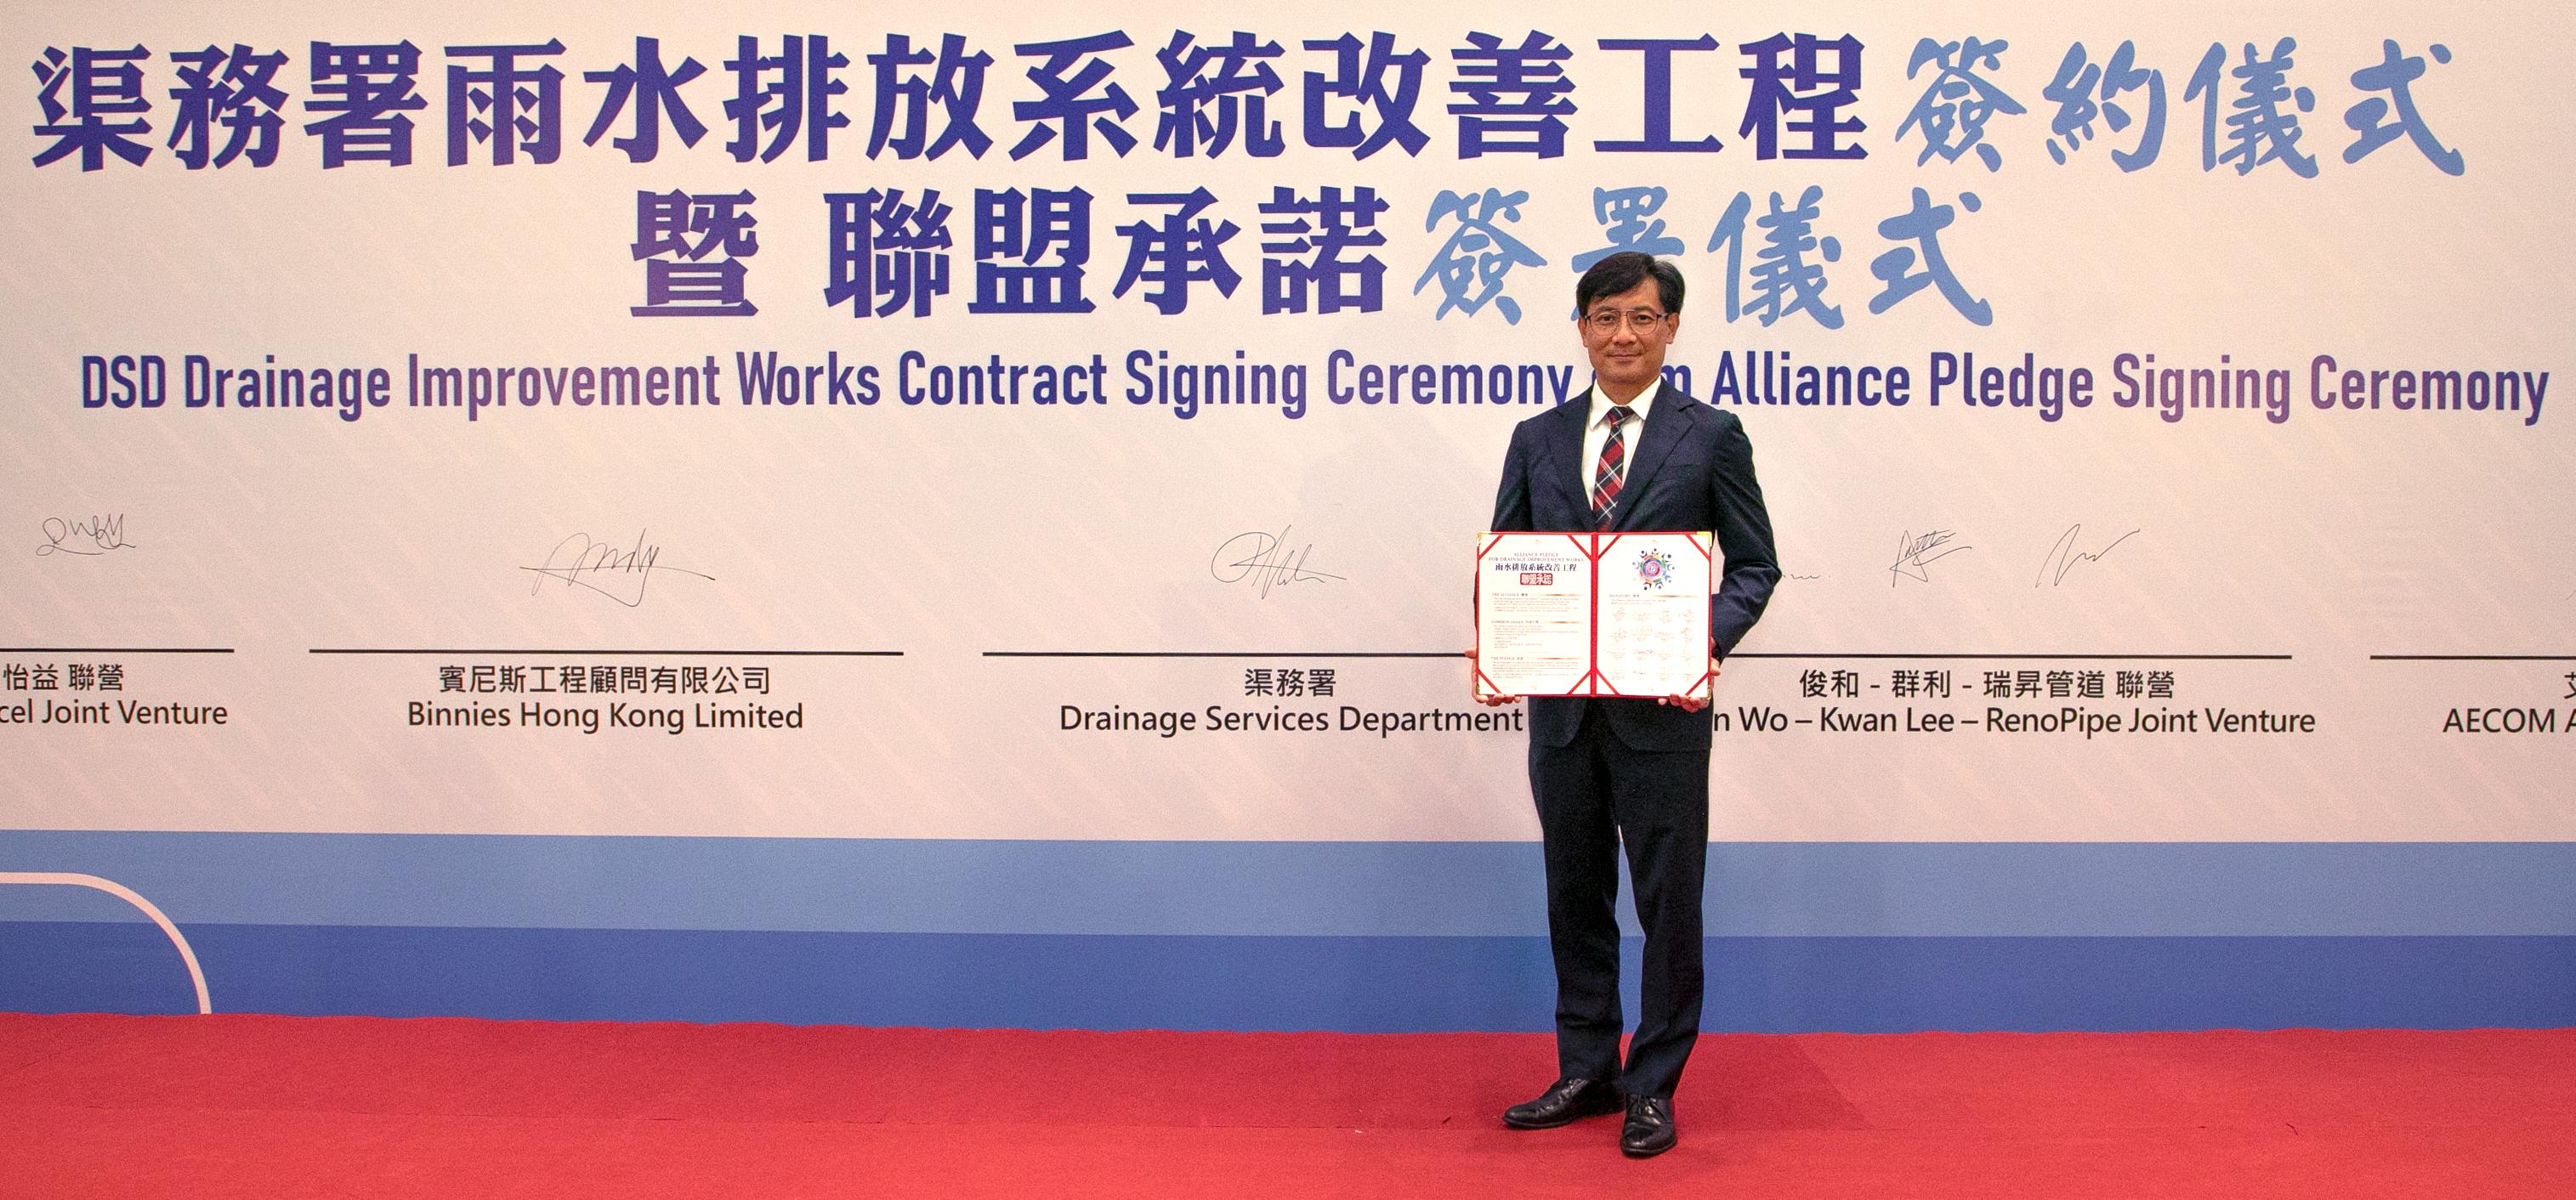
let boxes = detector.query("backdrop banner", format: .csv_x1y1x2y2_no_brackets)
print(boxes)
5,1,2568,1029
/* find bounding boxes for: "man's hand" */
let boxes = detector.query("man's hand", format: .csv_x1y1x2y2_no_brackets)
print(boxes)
1656,658,1722,713
1465,647,1519,706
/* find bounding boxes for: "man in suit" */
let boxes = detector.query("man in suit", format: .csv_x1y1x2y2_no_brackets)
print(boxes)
1472,252,1778,1158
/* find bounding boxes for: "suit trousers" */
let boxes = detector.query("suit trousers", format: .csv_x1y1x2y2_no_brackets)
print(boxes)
1529,699,1711,1100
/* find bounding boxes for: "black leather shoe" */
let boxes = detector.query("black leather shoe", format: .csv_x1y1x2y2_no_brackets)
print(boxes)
1620,1095,1677,1158
1501,1077,1623,1129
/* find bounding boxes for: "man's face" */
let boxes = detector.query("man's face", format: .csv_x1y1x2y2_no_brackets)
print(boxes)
1577,277,1678,399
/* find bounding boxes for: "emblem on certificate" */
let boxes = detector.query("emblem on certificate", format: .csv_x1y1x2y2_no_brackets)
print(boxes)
1473,531,1715,699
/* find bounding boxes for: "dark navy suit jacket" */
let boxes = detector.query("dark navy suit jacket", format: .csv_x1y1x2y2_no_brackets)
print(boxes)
1489,385,1779,750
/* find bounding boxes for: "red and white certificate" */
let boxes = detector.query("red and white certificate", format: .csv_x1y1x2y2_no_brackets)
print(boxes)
1474,531,1715,699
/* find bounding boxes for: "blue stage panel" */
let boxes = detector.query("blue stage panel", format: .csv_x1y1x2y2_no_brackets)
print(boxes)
4,920,2569,1033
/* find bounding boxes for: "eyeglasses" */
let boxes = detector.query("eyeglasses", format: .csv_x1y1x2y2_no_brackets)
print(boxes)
1583,309,1670,334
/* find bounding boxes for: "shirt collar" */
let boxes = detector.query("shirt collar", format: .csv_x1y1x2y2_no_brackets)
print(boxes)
1588,379,1662,427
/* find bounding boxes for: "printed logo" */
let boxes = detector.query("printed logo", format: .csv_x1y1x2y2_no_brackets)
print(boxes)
1636,547,1673,590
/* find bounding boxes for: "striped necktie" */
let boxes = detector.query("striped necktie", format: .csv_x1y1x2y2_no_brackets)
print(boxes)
1590,405,1635,528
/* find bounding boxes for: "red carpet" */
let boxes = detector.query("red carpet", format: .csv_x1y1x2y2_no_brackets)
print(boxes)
4,1016,2569,1198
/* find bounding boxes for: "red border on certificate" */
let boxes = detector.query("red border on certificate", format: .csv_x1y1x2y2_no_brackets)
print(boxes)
1476,530,1713,699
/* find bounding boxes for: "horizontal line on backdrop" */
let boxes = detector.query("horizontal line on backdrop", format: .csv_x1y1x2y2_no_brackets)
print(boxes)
0,647,233,654
309,648,903,657
1728,653,2293,660
2370,654,2576,661
984,651,1458,659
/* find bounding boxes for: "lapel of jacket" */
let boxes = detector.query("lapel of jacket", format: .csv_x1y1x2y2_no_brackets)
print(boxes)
1610,388,1697,530
1541,386,1595,523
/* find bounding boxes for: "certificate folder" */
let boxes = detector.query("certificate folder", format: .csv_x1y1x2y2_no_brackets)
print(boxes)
1475,531,1714,699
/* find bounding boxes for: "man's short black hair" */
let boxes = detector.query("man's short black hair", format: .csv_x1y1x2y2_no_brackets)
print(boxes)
1575,252,1684,317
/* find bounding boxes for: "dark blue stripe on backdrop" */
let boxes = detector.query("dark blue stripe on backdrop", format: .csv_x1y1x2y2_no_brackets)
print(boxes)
4,832,2571,937
5,921,2570,1033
